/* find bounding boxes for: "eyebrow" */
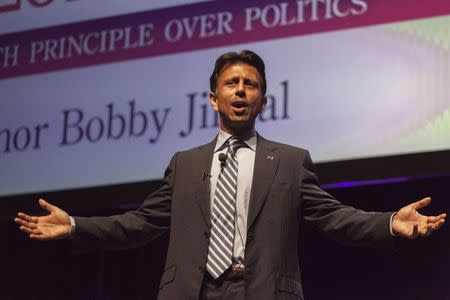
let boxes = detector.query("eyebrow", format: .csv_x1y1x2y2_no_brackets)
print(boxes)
223,76,259,85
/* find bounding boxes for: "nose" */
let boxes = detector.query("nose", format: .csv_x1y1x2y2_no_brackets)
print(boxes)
235,81,245,97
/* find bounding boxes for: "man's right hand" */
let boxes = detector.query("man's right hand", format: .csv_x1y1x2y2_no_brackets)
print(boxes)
15,198,72,240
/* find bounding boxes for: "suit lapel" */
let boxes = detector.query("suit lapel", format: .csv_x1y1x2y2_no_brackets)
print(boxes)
195,138,216,228
247,135,279,231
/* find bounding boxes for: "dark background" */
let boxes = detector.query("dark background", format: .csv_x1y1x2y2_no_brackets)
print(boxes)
1,154,449,300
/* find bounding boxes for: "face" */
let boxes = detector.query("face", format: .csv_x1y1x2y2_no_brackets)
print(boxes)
209,63,267,135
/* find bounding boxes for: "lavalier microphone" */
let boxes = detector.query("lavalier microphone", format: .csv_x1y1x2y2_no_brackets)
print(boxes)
218,153,227,166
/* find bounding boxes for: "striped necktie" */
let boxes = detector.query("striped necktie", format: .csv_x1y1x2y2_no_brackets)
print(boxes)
206,136,244,279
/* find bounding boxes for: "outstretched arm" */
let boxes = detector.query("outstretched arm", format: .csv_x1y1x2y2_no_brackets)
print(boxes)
15,154,175,250
301,150,446,245
392,197,446,239
15,198,72,240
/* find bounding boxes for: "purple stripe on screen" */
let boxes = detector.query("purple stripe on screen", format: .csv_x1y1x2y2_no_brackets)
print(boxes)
323,174,450,189
322,177,409,189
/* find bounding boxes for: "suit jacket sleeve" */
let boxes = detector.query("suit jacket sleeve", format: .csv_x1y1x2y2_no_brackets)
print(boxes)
300,150,394,247
71,153,177,251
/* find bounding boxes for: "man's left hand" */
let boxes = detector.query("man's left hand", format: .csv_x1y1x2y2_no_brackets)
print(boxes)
392,197,446,239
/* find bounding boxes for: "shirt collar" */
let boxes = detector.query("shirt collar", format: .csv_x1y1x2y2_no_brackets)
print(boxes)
214,129,257,152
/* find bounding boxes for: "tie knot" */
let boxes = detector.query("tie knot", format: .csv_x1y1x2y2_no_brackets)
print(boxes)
228,136,244,155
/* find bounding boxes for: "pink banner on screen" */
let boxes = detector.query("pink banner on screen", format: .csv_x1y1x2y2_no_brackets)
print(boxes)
0,0,449,79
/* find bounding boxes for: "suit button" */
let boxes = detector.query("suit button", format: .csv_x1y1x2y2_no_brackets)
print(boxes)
198,266,204,273
204,231,209,238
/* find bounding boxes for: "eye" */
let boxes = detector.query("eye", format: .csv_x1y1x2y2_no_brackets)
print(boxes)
245,79,258,88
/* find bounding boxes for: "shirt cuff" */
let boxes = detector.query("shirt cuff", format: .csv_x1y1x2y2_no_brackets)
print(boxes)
389,212,397,236
69,216,76,235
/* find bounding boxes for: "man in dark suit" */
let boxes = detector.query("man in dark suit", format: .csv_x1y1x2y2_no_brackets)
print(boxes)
16,50,446,300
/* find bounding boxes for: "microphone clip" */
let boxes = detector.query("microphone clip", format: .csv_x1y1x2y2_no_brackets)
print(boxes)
218,153,227,168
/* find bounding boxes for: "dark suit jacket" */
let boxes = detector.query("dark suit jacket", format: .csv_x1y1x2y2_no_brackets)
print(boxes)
73,135,394,300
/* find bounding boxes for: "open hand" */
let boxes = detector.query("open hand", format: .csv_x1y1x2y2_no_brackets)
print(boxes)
15,199,72,240
392,197,446,239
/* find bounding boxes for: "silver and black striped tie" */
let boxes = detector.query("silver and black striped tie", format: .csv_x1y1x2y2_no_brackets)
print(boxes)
206,136,244,279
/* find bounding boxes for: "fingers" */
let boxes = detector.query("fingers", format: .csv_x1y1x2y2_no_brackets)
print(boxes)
421,225,432,236
38,198,57,213
410,197,431,210
23,229,50,241
418,218,445,237
430,218,445,231
426,213,447,224
15,213,43,239
18,224,55,240
14,217,38,229
17,212,39,223
29,234,51,241
18,225,42,236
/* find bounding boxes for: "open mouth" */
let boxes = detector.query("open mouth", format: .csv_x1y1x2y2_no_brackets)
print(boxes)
232,101,248,108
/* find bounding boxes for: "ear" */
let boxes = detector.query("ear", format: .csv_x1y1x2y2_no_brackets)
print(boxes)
209,92,219,112
260,96,267,111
